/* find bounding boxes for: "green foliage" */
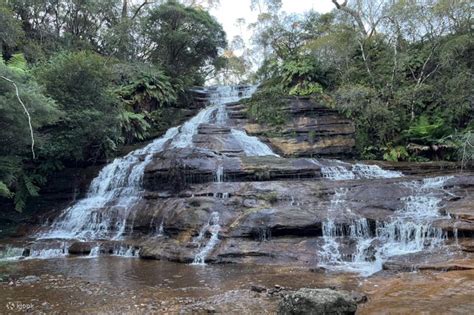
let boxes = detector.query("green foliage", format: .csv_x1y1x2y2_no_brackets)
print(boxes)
403,116,452,145
0,181,11,198
0,4,24,54
0,59,60,211
245,86,288,126
382,145,409,162
143,1,227,83
289,81,323,96
35,51,122,162
119,111,151,144
5,53,27,73
334,84,400,151
113,63,178,112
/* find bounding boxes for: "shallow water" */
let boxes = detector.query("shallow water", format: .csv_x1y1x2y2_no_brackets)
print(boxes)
0,256,359,290
0,257,360,313
2,256,473,314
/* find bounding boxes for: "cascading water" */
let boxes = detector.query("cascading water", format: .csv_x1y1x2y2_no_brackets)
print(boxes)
318,176,451,276
38,126,180,240
231,129,280,157
321,162,402,180
192,212,221,265
39,85,262,243
0,246,26,261
321,189,347,264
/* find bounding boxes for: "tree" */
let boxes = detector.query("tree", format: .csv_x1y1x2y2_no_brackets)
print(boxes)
35,51,122,163
0,56,60,210
142,1,226,84
0,4,24,57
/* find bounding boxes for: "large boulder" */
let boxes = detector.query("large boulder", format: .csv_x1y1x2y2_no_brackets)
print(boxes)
278,288,357,315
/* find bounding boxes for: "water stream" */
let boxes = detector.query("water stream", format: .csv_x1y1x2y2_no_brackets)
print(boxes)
0,85,463,280
319,175,452,276
37,86,261,243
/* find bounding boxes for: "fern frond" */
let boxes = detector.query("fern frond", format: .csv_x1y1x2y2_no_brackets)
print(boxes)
6,53,28,74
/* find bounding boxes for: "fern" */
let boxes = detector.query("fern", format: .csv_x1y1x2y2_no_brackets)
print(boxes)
0,181,12,198
404,115,452,145
6,53,27,73
119,111,151,142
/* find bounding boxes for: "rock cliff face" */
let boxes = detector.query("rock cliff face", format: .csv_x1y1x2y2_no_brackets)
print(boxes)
3,86,473,278
228,97,356,158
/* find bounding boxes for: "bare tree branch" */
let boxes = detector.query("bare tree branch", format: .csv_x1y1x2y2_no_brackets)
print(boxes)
0,75,36,159
331,0,367,36
132,0,154,20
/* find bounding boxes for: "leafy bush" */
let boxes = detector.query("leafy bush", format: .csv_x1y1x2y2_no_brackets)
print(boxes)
382,145,409,162
245,86,288,126
403,116,452,145
113,63,178,112
35,51,122,162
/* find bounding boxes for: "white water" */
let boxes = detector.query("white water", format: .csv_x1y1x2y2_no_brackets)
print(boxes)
319,176,450,276
231,129,280,157
156,220,165,237
321,166,356,180
39,126,180,240
28,242,69,259
320,189,347,264
321,162,402,180
0,246,26,261
89,246,100,257
192,212,221,265
112,245,139,257
39,86,265,242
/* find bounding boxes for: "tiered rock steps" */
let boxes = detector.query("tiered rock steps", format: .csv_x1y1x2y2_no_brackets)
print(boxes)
227,97,356,158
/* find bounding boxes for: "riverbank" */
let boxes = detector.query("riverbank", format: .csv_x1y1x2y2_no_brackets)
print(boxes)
1,257,473,314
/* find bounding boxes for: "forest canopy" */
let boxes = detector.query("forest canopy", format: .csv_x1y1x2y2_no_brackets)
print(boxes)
241,0,473,163
0,0,226,211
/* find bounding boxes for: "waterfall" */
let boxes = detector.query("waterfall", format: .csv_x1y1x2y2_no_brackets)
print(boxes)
321,189,347,264
89,245,100,257
192,212,221,265
0,246,26,261
321,166,356,180
156,220,165,237
318,176,451,276
352,164,403,179
28,241,69,259
38,126,179,240
39,85,260,242
231,129,279,157
321,162,402,180
215,165,224,183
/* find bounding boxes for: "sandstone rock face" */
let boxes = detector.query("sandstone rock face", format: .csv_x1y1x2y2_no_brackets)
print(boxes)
229,97,356,158
13,86,473,277
278,288,357,315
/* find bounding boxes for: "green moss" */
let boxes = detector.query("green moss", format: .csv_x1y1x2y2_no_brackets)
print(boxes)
260,192,279,205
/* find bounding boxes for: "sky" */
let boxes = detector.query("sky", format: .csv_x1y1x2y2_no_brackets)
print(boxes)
210,0,335,47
